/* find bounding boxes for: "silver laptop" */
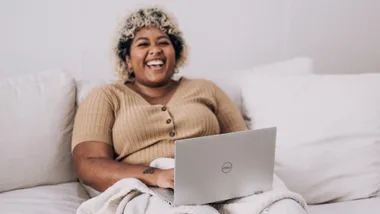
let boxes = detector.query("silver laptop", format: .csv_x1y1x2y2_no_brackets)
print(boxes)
151,127,277,207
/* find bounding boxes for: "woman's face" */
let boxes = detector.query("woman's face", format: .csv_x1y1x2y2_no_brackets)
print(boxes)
126,26,176,87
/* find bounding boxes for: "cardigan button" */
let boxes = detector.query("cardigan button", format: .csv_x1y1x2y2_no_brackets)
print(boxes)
169,131,176,137
166,119,172,124
161,106,167,111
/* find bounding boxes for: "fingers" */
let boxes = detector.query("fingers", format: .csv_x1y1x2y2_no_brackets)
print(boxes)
169,168,174,175
163,179,174,189
156,169,175,189
167,169,174,189
170,168,175,189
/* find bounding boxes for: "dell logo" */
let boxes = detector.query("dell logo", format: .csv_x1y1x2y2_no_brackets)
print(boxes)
221,162,232,173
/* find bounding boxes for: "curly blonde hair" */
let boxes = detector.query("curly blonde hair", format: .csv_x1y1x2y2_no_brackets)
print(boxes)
112,7,188,81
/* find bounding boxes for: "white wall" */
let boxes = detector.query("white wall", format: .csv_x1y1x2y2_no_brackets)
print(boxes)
284,0,380,74
0,0,379,80
0,0,82,79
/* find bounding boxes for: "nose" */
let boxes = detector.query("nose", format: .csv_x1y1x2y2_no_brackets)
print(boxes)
149,45,163,56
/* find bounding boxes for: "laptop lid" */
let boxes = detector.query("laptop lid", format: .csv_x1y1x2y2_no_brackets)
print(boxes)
173,127,277,206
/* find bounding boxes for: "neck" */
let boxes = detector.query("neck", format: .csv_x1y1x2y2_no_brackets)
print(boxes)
133,80,174,99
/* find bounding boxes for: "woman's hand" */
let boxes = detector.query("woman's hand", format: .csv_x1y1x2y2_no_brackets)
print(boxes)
155,168,174,189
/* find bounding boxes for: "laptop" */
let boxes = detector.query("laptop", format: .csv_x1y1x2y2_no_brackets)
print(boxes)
151,127,277,207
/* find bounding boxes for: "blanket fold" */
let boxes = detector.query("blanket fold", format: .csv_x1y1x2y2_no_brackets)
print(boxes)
77,158,308,214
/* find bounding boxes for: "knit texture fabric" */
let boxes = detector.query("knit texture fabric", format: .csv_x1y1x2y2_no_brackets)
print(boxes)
72,78,247,166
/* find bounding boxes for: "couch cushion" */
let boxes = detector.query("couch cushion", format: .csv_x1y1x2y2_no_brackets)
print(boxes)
0,70,77,193
0,182,89,214
309,197,380,214
241,74,380,204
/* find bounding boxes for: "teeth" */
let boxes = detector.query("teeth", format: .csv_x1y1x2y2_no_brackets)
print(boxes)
146,60,164,66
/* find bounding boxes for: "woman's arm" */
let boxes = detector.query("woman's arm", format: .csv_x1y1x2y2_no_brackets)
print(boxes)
73,141,174,192
72,87,174,192
212,82,248,133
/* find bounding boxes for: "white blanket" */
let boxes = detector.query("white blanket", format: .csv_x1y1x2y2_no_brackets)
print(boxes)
77,158,308,214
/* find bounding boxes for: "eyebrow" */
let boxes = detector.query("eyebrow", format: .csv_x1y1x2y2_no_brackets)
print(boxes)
157,35,170,40
135,35,170,43
135,37,149,43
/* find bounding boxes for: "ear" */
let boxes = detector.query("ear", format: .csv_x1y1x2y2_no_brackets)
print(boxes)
125,56,132,70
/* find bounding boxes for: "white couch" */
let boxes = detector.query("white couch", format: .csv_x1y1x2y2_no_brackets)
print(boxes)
0,59,379,213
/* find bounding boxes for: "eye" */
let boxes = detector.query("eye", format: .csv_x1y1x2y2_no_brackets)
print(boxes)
137,42,149,47
158,41,170,46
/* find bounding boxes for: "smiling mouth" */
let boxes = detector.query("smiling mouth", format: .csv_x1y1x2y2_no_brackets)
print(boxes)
145,59,165,70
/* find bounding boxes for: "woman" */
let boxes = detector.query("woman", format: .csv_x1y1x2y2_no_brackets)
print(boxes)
71,7,247,194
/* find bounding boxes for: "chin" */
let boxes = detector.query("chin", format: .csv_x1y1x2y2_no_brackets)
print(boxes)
145,77,172,88
143,71,173,86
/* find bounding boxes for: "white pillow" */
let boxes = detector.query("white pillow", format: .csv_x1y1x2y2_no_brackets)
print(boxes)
237,57,314,76
232,57,314,127
241,74,380,204
0,70,77,193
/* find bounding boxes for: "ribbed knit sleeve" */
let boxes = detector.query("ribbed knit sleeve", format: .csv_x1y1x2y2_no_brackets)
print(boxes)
212,82,248,133
71,88,115,151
